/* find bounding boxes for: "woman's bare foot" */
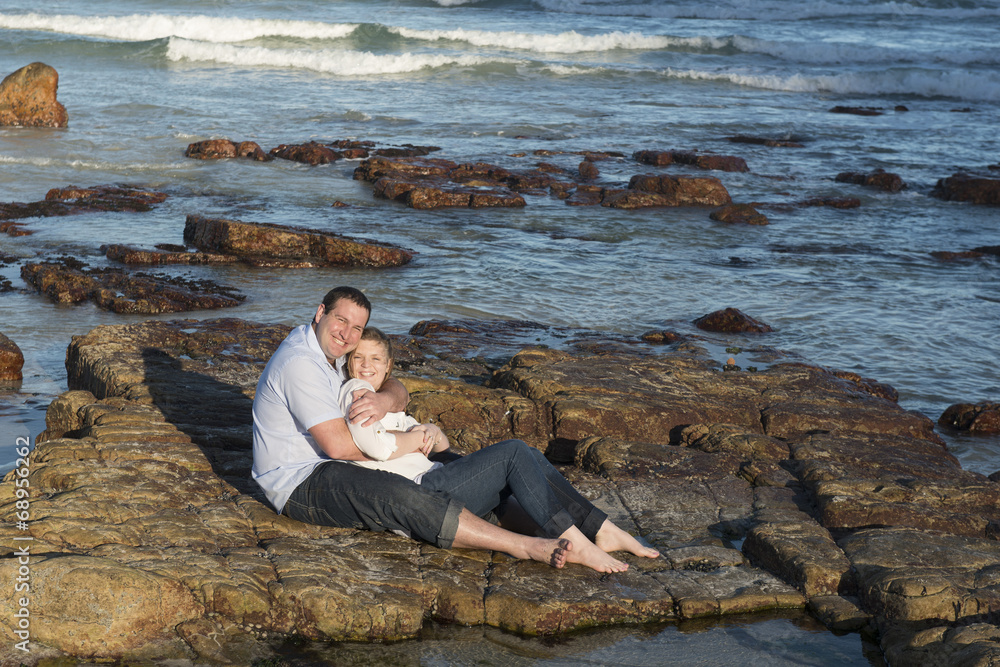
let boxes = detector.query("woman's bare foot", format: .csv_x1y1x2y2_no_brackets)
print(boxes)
523,537,571,568
594,520,660,559
560,526,628,573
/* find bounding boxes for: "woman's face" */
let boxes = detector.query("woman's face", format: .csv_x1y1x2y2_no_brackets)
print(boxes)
348,339,391,390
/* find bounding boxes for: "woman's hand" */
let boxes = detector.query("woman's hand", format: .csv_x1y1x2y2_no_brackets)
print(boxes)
409,423,450,456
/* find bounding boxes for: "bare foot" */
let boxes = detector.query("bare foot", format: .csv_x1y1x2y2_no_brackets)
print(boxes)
524,537,571,568
595,521,660,559
560,525,628,573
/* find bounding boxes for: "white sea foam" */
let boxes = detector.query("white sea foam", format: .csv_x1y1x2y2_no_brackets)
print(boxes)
663,66,1000,102
533,0,1000,21
0,12,357,43
729,34,1000,67
389,26,687,53
165,37,513,75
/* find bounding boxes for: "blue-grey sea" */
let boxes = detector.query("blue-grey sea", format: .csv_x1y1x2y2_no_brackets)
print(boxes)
2,0,999,663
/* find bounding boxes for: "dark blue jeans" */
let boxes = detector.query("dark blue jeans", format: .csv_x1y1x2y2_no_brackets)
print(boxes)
420,439,608,541
284,460,463,549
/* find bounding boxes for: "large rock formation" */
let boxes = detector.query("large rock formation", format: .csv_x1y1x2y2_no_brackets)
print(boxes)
0,62,68,128
1,317,998,665
183,215,414,268
932,172,1000,205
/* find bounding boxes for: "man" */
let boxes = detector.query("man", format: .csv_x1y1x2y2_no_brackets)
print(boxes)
251,286,573,567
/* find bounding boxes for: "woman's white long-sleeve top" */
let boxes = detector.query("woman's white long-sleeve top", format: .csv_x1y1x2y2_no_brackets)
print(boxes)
338,377,441,482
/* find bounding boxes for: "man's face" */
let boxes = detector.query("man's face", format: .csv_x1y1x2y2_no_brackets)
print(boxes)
312,298,369,363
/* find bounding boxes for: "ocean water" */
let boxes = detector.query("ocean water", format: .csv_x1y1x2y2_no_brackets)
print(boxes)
1,0,999,663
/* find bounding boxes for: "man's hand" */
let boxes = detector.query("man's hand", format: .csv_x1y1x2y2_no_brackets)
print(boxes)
349,376,408,427
348,387,387,427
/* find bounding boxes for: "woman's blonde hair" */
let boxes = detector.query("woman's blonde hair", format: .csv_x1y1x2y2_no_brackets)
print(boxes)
346,327,394,381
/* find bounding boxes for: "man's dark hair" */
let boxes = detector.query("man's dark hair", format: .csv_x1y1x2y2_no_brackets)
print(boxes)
321,286,371,317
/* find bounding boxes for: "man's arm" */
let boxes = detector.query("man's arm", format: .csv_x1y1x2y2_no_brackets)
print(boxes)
307,418,368,461
309,417,429,461
348,375,409,427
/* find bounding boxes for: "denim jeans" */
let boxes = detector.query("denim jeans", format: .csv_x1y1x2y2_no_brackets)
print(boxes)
284,460,463,549
420,439,608,541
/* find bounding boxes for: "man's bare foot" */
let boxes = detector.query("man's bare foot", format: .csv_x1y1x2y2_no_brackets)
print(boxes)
524,537,571,568
560,525,628,573
595,521,660,559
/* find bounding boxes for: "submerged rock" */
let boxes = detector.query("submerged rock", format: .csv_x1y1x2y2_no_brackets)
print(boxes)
939,401,1000,433
185,139,269,161
694,307,773,333
931,245,1000,261
835,169,906,192
727,135,805,148
622,174,732,207
931,172,1000,205
0,62,68,127
20,258,245,314
183,214,414,268
634,149,749,173
710,203,769,225
0,185,167,222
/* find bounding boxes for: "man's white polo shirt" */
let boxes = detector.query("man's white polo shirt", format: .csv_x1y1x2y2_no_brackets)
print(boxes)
252,323,347,513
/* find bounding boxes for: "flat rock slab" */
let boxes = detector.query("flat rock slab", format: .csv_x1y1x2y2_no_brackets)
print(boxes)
183,214,414,268
21,259,245,314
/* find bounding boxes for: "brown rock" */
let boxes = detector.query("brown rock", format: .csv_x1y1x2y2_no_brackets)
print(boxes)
800,197,861,209
104,244,240,265
625,174,732,206
354,156,459,182
728,135,805,148
633,150,675,166
634,149,748,172
185,139,237,159
840,527,1000,623
0,185,167,222
0,62,68,127
640,329,683,344
835,168,906,192
184,139,269,161
268,141,342,165
693,307,773,333
20,259,245,313
710,203,769,225
829,105,883,116
939,401,1000,433
931,245,1000,260
932,172,1000,205
578,159,599,180
183,214,413,267
879,621,1000,667
0,332,24,383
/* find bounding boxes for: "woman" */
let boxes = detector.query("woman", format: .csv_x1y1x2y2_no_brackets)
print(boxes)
340,327,660,573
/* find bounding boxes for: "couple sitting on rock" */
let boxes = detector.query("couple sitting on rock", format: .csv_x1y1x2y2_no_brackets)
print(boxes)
251,286,659,572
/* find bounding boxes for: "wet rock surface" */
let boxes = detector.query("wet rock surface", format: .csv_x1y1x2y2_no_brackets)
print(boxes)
0,185,167,223
20,257,245,314
694,307,773,333
710,203,769,225
634,149,750,173
0,332,24,383
835,168,906,192
0,62,68,127
183,214,414,268
931,172,1000,205
1,317,998,665
939,401,1000,433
